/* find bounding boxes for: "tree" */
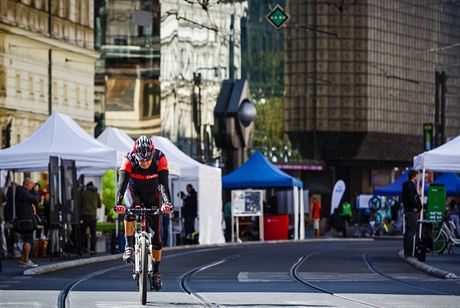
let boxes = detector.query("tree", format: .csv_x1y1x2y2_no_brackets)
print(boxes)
252,97,301,163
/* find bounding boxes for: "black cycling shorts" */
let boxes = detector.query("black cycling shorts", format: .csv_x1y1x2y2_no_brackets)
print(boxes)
124,186,162,250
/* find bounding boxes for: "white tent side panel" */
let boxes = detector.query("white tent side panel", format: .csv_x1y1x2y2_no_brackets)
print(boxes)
198,165,224,245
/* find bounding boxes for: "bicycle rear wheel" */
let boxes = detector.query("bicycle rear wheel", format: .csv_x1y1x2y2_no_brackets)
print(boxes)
139,236,148,305
431,229,447,254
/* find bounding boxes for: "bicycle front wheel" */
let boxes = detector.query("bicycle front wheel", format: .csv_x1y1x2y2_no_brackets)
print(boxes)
431,229,448,254
139,236,148,305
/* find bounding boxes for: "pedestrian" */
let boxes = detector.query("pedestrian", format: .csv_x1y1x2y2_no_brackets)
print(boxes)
447,197,460,237
181,184,198,238
0,187,7,259
330,208,346,237
340,201,352,237
401,170,421,257
311,197,321,238
79,181,101,256
224,200,232,242
5,178,39,268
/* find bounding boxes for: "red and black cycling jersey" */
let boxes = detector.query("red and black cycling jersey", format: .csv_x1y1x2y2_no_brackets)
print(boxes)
115,149,171,205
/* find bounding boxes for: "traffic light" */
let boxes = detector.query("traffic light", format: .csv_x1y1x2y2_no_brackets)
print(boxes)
214,79,256,149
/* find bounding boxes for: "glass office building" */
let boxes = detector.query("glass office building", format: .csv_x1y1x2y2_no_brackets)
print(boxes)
284,0,460,196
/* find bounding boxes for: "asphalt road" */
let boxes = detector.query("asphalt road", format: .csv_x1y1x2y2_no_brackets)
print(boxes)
1,240,459,308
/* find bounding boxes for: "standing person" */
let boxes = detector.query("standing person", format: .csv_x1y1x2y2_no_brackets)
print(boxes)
114,135,173,291
80,181,102,256
311,197,321,238
340,202,352,238
0,188,7,259
5,178,39,268
401,170,422,257
224,201,232,242
447,197,460,237
182,184,198,238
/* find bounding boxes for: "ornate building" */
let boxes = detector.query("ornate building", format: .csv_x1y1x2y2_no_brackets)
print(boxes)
95,0,161,137
0,0,98,148
160,0,246,161
284,0,460,199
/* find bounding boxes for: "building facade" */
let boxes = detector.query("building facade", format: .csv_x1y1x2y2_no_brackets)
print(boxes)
284,0,460,200
160,0,246,161
0,0,98,149
97,0,246,162
95,0,161,137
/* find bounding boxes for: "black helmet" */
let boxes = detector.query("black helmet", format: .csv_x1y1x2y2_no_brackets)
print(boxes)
133,135,154,161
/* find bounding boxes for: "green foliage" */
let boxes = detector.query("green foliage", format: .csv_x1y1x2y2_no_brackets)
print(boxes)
102,170,117,220
253,97,301,163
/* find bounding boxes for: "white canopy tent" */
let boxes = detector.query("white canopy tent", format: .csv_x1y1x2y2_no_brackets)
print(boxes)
152,136,225,244
414,135,460,173
97,127,181,176
0,112,117,173
413,134,460,234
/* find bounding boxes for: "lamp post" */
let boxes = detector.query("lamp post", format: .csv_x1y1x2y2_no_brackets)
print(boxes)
192,66,227,162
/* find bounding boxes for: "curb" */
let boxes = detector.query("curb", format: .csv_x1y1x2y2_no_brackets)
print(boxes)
373,235,403,241
24,238,374,276
398,250,458,279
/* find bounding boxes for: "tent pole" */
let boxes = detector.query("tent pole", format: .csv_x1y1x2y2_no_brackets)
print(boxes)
114,168,118,239
299,188,305,240
293,186,299,240
12,170,16,221
419,168,426,239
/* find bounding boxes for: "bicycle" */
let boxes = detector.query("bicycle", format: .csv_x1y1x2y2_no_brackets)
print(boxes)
126,206,161,305
431,218,460,254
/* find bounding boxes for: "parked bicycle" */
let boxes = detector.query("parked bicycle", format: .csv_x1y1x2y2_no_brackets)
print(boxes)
127,206,162,305
431,217,460,254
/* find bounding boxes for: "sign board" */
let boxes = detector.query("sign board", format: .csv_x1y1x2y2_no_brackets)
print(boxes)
427,184,446,222
423,123,434,151
266,4,290,29
232,190,263,216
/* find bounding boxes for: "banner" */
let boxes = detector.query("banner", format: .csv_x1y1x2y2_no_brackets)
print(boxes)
331,180,346,214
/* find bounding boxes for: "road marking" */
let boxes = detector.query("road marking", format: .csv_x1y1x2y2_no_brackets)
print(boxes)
238,272,387,282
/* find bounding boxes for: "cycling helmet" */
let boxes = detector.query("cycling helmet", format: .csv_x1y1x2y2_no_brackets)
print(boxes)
133,135,154,161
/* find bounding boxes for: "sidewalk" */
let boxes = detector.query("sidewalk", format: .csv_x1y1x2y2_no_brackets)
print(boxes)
0,253,115,277
399,247,460,279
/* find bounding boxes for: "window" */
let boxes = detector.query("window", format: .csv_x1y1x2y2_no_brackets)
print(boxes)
29,75,34,97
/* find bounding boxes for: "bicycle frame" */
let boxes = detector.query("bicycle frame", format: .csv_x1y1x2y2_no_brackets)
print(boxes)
442,220,460,245
127,207,161,305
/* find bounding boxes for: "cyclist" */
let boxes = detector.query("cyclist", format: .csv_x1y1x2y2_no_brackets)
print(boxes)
114,135,173,291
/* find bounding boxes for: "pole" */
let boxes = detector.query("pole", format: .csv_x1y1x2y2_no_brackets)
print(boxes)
293,186,299,240
419,168,426,239
434,72,440,147
48,0,52,115
299,188,305,239
440,71,447,144
48,49,52,115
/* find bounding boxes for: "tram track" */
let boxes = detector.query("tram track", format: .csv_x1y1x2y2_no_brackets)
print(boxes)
180,254,240,308
362,253,448,296
289,252,381,308
57,247,229,308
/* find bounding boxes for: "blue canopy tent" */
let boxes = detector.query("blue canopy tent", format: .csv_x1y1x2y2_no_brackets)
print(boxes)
374,171,408,196
425,173,460,196
222,151,304,240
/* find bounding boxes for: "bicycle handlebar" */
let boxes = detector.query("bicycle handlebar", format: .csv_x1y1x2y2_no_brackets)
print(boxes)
126,207,162,215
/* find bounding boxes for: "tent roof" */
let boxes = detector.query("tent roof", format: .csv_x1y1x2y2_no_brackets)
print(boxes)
0,112,117,172
374,171,408,196
414,135,460,172
152,136,214,179
97,127,133,154
222,151,303,189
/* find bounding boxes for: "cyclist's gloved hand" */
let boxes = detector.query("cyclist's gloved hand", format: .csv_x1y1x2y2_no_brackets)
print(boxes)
114,205,126,214
161,203,173,214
